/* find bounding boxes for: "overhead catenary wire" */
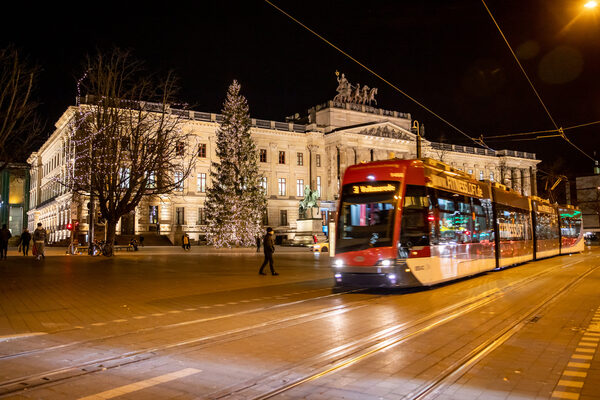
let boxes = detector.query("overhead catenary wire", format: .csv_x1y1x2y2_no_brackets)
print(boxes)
263,0,494,151
481,0,597,163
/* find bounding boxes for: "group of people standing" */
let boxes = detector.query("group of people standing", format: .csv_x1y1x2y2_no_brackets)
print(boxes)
0,223,47,260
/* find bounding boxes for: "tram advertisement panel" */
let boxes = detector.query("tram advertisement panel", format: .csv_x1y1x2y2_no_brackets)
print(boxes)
424,166,491,199
559,207,584,254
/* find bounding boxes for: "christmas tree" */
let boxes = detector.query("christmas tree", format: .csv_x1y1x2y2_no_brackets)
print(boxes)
205,80,267,247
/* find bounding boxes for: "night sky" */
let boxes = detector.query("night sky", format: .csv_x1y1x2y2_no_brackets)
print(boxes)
2,0,599,178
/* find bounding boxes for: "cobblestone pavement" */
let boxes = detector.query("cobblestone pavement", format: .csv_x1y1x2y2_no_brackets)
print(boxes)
0,246,599,399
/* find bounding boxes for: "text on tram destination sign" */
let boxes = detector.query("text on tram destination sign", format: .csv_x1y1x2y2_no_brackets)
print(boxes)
430,175,483,197
352,184,397,194
536,203,556,214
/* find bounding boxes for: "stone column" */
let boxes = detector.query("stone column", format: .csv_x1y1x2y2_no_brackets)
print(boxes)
530,167,537,196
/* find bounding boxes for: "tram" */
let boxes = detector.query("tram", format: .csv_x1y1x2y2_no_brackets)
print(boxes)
332,158,583,288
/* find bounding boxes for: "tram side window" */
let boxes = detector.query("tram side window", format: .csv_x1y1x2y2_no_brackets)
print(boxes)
472,198,494,243
435,190,473,244
400,185,430,246
535,212,559,240
496,206,532,241
560,214,582,238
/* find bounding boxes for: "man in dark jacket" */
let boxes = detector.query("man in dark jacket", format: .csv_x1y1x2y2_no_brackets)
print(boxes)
258,227,278,275
0,224,11,259
18,228,31,256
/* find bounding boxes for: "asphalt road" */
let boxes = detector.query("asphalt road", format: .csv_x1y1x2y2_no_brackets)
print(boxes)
0,246,599,399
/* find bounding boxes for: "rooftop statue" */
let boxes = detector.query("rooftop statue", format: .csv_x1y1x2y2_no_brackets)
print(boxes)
334,71,378,106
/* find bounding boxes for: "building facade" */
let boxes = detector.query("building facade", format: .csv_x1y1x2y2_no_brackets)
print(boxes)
0,164,29,239
27,96,540,245
576,174,600,234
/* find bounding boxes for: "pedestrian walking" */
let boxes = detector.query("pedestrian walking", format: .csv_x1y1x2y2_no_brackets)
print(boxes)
33,222,47,260
181,233,191,251
0,224,11,260
256,235,261,252
139,235,145,247
18,228,31,256
258,227,278,276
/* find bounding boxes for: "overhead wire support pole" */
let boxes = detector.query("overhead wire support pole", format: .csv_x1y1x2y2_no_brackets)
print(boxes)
481,0,597,163
264,0,494,152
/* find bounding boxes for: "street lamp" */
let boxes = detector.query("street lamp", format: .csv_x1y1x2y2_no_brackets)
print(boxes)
584,1,597,9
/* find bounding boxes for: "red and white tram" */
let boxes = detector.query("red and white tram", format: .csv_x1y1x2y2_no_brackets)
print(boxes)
332,158,583,288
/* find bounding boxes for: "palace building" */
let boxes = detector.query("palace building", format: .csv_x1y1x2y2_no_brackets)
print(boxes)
26,84,540,245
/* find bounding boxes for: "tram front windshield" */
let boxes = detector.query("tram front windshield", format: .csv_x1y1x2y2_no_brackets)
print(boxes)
336,182,399,254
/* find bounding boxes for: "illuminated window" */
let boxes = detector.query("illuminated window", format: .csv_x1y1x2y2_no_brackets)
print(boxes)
316,154,321,167
490,172,495,181
197,173,206,193
198,143,207,158
260,177,267,192
260,149,267,162
278,178,286,196
297,152,303,166
296,179,304,197
147,171,156,188
174,171,184,191
278,151,285,164
149,205,158,224
479,171,484,181
317,176,322,198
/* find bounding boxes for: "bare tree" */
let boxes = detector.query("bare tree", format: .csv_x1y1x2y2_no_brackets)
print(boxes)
0,45,42,170
63,49,194,256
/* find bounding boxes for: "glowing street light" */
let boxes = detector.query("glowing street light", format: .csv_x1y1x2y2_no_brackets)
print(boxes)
584,1,598,9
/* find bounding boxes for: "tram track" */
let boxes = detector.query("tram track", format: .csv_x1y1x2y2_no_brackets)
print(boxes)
194,259,589,399
0,257,587,398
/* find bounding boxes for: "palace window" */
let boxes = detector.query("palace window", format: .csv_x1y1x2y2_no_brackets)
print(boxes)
297,152,303,166
147,171,156,188
260,149,267,163
197,173,206,193
197,207,206,225
278,178,286,196
149,205,158,224
296,179,304,197
317,176,321,198
198,143,207,158
260,177,267,192
479,171,484,181
490,172,495,181
280,210,288,226
278,151,285,164
174,171,184,191
176,141,185,157
316,154,321,167
175,207,185,225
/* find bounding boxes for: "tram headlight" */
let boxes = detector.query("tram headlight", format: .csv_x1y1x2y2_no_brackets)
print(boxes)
377,259,395,267
388,274,396,280
334,259,344,268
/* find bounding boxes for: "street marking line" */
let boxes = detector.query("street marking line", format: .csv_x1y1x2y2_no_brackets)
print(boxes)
557,380,584,388
112,319,127,323
571,354,593,360
551,391,579,400
582,336,599,341
567,362,590,368
77,368,201,400
167,310,181,314
0,332,47,342
563,371,587,378
578,342,597,347
574,347,595,353
133,316,147,319
584,332,600,336
91,323,106,326
185,308,197,311
151,313,165,316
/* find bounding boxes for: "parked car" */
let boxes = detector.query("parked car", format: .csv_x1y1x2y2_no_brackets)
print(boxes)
310,242,329,252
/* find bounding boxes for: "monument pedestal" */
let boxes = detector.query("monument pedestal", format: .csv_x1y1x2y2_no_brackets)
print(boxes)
293,218,327,245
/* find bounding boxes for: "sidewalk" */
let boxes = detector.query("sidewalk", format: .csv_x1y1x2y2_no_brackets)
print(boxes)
4,245,323,257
